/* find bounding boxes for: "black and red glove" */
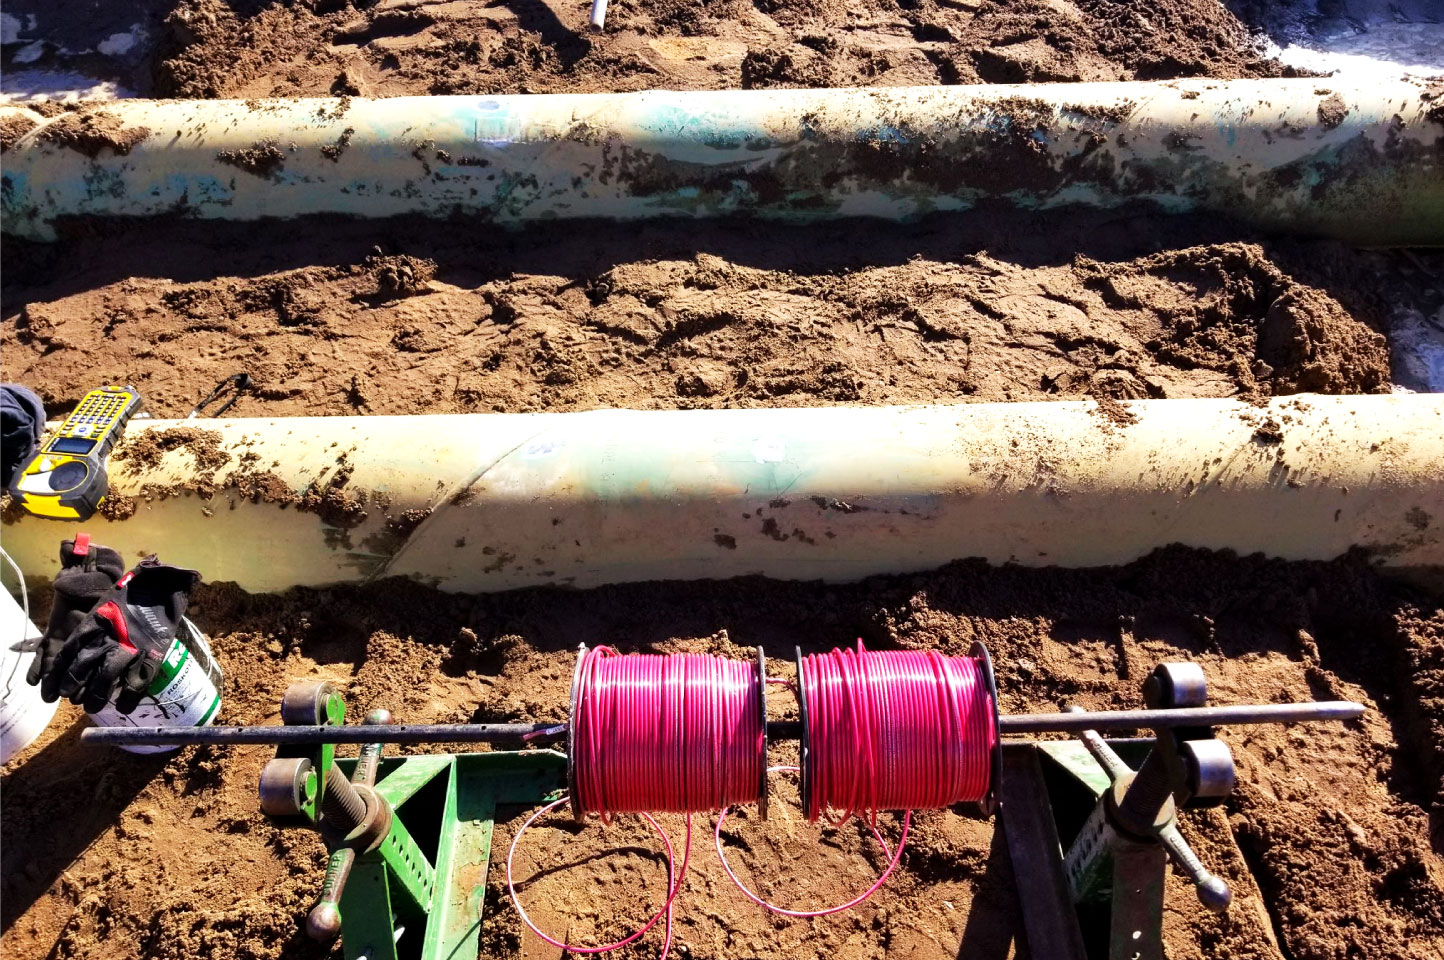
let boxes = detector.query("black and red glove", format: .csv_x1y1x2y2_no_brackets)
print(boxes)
43,558,201,714
17,535,125,689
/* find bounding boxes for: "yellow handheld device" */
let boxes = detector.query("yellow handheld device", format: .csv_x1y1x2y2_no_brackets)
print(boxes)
9,385,143,521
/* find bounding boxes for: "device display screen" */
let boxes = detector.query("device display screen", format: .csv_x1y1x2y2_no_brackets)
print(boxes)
49,437,98,455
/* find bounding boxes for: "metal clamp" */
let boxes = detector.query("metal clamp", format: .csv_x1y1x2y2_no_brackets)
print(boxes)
259,684,400,944
307,708,395,942
1059,660,1236,960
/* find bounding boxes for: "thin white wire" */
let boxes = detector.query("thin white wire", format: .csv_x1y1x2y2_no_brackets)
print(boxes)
1,546,32,698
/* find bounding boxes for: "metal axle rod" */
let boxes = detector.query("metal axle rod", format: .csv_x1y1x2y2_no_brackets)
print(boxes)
78,700,1364,746
996,700,1364,734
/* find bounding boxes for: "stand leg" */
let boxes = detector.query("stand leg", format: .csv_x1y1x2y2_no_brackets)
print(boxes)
1000,746,1088,960
1109,840,1165,960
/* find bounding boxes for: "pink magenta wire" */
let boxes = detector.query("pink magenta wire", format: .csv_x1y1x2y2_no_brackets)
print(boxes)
714,801,912,917
716,642,994,917
506,796,692,954
575,646,764,816
802,641,995,822
508,646,765,958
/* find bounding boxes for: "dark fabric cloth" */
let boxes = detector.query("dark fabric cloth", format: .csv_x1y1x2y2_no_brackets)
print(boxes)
1,383,45,489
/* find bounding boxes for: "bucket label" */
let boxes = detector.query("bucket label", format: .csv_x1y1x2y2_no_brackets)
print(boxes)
89,635,221,732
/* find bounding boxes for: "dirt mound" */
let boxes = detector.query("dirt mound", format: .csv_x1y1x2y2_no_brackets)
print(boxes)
0,226,1392,419
145,0,1289,100
1074,243,1391,397
3,549,1442,960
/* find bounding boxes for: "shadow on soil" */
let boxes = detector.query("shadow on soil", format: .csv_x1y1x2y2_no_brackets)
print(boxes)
0,717,170,934
4,204,1253,312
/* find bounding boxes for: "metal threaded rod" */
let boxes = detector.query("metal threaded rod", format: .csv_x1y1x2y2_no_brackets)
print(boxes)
320,762,367,830
352,708,392,787
77,701,1364,747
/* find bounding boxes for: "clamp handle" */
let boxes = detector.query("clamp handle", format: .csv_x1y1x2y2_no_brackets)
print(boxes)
1158,820,1232,913
307,708,394,943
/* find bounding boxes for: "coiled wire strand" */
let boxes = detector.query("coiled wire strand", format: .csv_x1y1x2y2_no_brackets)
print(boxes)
508,646,765,957
717,641,995,916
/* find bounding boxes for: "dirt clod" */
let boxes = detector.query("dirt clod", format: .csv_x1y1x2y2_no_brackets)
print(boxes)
34,110,150,158
115,428,232,473
216,140,287,179
367,254,435,299
0,114,38,153
1317,92,1349,129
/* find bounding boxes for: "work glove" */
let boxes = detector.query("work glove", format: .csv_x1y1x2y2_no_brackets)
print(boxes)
44,558,201,715
17,535,125,689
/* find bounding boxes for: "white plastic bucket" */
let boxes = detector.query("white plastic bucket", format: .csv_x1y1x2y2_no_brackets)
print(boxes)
1,585,60,765
87,617,224,754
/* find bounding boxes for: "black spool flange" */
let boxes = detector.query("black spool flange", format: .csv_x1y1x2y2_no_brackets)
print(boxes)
755,645,769,821
794,645,811,820
567,643,587,821
970,640,1002,816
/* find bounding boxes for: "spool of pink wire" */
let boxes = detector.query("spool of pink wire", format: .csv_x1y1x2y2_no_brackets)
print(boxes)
570,645,765,816
717,640,998,916
509,645,767,959
798,641,997,824
510,641,1000,950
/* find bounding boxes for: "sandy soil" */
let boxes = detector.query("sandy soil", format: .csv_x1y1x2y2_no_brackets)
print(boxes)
1,218,1403,419
3,1,1444,959
2,0,1299,101
3,551,1443,960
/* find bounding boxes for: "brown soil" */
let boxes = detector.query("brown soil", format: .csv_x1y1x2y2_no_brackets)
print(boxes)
1,1,1439,958
1316,91,1349,129
0,114,38,153
216,139,290,179
113,427,233,472
106,427,377,531
148,0,1294,100
0,224,1394,419
32,110,151,158
3,550,1442,960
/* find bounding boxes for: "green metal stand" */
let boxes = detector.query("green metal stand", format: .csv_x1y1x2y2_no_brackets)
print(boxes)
1000,663,1238,960
257,682,565,960
247,661,1268,960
